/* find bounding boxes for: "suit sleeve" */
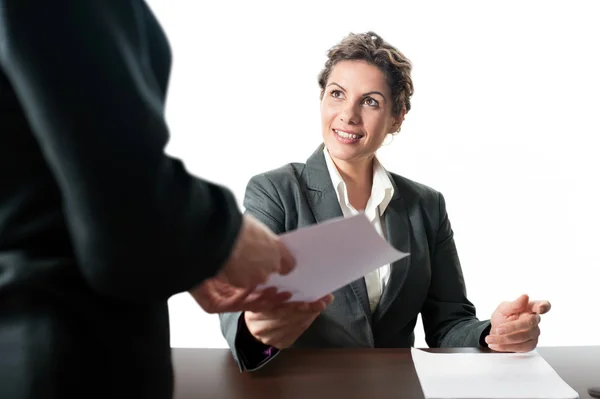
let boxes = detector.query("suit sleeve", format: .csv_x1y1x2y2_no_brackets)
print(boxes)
0,0,242,302
219,174,284,371
421,193,491,347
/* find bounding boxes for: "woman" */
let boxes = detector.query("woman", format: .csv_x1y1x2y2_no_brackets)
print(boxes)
219,31,551,372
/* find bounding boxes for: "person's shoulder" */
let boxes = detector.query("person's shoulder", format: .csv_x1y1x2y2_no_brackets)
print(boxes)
246,162,306,193
388,171,441,201
386,171,450,233
254,162,305,181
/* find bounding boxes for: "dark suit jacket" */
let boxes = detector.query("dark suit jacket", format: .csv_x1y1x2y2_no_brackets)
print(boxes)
219,144,491,371
0,1,241,398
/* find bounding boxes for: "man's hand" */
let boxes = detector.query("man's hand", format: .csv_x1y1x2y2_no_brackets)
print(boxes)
244,294,334,349
220,214,295,289
189,277,292,314
189,214,295,314
485,294,551,352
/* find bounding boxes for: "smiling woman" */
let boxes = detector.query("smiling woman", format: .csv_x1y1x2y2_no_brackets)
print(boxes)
218,31,551,373
321,61,402,168
316,33,413,209
318,33,413,176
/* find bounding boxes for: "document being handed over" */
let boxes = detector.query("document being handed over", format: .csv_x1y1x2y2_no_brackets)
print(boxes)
256,213,409,302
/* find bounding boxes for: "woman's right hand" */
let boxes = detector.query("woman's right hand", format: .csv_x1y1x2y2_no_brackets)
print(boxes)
244,294,334,349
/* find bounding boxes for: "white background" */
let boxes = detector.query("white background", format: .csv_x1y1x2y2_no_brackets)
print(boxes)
146,1,600,349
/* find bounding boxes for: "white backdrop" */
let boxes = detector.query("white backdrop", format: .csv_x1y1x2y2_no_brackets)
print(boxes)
146,1,600,349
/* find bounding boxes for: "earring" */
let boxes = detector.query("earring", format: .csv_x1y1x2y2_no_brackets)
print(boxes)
381,133,394,147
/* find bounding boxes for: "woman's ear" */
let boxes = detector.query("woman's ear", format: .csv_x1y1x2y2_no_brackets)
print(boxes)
390,106,407,134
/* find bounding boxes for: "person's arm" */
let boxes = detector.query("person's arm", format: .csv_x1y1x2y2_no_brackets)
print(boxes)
219,311,281,372
421,192,491,347
219,174,284,371
0,0,241,302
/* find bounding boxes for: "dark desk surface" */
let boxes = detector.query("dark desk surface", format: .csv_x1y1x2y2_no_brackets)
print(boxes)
172,346,600,399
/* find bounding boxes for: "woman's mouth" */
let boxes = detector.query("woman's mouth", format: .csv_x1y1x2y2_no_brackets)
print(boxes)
333,129,363,144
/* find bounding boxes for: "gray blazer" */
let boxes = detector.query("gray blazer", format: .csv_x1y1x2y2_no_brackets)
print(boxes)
219,144,490,371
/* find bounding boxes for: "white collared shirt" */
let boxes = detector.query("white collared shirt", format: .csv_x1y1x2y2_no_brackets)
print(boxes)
323,147,395,313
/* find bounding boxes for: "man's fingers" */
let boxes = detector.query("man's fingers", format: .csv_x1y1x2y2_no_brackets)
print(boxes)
529,300,551,314
190,277,298,314
248,297,328,320
243,288,293,313
202,286,253,313
302,299,328,313
243,286,278,303
316,294,334,310
290,294,334,313
274,291,293,302
206,283,283,313
277,240,296,276
255,286,292,303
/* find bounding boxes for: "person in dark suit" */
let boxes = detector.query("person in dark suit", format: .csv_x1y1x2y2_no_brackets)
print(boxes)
219,31,552,372
0,1,295,398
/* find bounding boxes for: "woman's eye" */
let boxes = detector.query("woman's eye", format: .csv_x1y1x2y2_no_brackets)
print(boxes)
331,90,344,99
363,97,379,107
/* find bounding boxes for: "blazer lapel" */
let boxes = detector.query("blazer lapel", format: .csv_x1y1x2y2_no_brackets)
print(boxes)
372,175,412,323
303,144,372,319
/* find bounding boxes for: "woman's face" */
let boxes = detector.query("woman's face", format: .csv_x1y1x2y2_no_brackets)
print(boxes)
321,60,402,166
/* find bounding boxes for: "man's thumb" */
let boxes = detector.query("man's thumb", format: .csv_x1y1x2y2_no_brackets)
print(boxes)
277,240,296,275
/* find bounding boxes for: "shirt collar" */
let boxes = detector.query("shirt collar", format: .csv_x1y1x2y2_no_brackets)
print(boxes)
323,146,394,221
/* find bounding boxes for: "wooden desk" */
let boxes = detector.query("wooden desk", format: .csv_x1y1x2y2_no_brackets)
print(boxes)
172,346,600,399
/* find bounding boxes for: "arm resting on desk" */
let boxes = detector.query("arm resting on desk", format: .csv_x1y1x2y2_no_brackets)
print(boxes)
421,193,492,348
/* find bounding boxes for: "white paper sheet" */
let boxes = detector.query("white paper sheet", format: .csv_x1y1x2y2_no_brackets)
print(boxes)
411,348,579,399
256,212,409,302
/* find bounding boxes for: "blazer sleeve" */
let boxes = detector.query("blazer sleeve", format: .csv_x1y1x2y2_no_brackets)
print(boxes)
219,173,285,371
421,192,491,347
0,1,242,302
